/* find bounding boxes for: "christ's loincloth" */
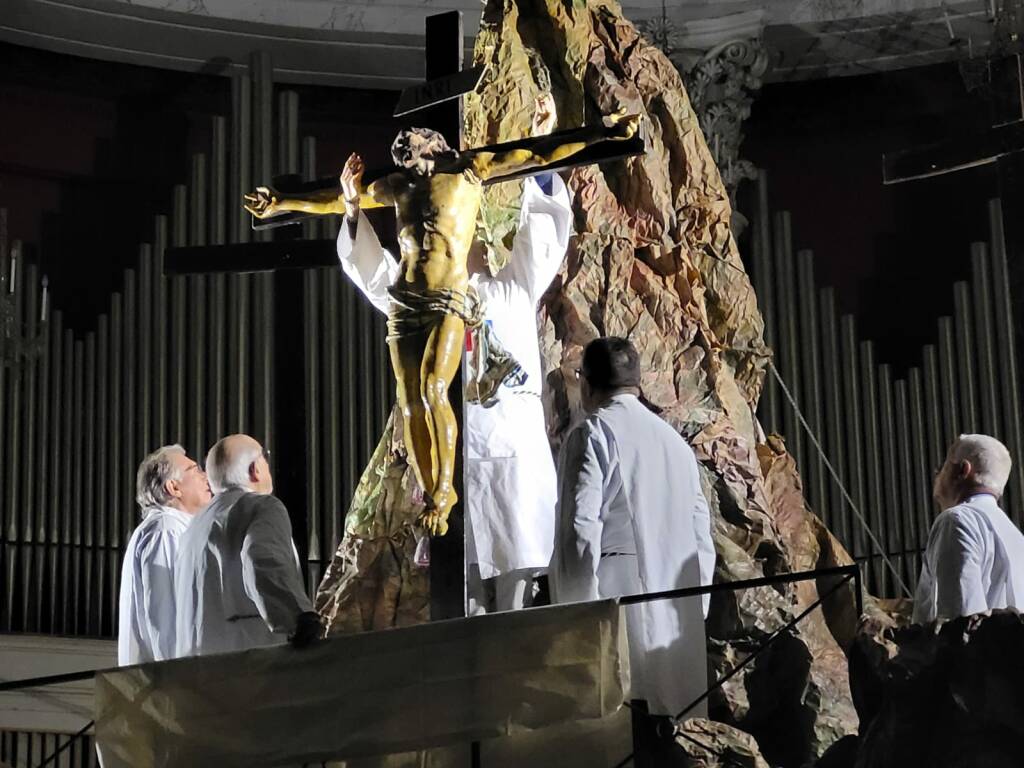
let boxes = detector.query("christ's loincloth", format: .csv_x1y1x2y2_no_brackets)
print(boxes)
386,285,526,407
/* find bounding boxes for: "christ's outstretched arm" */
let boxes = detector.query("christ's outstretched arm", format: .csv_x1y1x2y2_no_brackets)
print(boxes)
471,112,641,183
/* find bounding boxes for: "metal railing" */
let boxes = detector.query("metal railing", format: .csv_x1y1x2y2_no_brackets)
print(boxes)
1,564,862,768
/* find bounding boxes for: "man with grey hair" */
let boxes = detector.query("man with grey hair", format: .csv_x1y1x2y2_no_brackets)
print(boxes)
174,434,319,656
117,445,211,665
914,433,1024,623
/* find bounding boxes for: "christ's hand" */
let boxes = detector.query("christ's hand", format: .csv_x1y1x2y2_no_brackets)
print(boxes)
604,109,641,140
243,187,280,218
532,92,557,136
340,153,366,219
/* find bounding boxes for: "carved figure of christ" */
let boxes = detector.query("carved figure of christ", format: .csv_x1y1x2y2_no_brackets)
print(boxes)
245,112,641,536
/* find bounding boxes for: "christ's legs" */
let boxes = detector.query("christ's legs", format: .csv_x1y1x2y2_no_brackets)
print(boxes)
419,313,465,534
390,333,437,504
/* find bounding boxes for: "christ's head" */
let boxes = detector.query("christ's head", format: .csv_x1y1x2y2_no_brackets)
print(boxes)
391,127,455,174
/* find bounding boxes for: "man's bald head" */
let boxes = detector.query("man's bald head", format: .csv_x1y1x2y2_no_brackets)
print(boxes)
206,434,272,495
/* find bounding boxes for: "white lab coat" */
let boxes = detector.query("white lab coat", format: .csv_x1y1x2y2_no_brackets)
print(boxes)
550,393,715,717
913,493,1024,623
117,505,191,665
174,488,313,657
336,174,573,579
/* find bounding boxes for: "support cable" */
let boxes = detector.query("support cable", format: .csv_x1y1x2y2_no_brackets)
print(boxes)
769,361,912,597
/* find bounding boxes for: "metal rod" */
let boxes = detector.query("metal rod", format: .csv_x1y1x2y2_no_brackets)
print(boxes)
357,303,374,463
987,198,1024,521
231,72,252,246
301,137,320,242
752,171,778,433
19,263,38,625
840,315,866,560
109,296,122,550
894,380,916,590
304,270,321,562
137,245,152,464
153,219,168,447
878,365,900,598
0,562,860,694
908,368,931,578
669,572,857,724
937,317,959,447
4,246,23,545
251,51,273,245
96,315,109,551
278,91,299,175
859,341,885,594
47,312,63,632
256,272,274,450
921,345,944,477
96,314,110,634
123,270,137,548
819,288,844,531
326,273,342,555
60,331,75,634
189,155,208,460
953,282,978,432
0,225,6,629
773,211,803,468
341,279,358,538
170,186,188,445
210,116,228,442
22,264,39,549
228,272,249,432
83,333,96,634
797,250,826,517
970,243,1000,437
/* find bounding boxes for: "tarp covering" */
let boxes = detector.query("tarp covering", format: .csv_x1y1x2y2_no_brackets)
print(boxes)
95,599,628,768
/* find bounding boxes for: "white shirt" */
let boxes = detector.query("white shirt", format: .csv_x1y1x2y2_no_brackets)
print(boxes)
117,505,192,665
550,394,715,716
175,488,313,657
914,493,1024,623
336,174,573,579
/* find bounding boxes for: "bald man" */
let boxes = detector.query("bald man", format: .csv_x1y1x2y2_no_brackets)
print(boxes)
174,434,320,656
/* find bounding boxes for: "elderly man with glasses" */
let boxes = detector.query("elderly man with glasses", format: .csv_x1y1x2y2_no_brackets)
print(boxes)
174,434,320,657
118,444,212,665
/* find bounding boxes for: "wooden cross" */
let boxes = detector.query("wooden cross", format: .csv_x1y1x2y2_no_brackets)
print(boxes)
164,11,643,621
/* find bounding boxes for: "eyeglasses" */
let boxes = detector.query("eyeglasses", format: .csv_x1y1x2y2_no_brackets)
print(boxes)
262,446,271,463
574,368,582,381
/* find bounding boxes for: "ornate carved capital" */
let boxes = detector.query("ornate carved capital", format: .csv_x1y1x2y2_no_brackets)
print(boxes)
642,15,768,230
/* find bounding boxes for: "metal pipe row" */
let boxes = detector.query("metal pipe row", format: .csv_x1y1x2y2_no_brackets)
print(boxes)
0,55,403,634
755,193,1024,597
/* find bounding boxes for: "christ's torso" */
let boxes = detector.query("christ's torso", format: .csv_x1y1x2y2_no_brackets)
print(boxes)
391,168,482,292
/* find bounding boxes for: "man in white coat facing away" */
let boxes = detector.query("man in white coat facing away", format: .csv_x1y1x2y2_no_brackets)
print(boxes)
118,445,211,665
914,433,1024,624
550,337,715,735
336,93,572,614
175,434,320,656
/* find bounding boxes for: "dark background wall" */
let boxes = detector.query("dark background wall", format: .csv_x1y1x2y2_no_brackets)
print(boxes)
0,42,403,333
741,61,1001,373
4,41,1005,378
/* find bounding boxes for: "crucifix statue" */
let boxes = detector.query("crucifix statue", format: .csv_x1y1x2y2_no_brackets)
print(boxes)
244,112,641,536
